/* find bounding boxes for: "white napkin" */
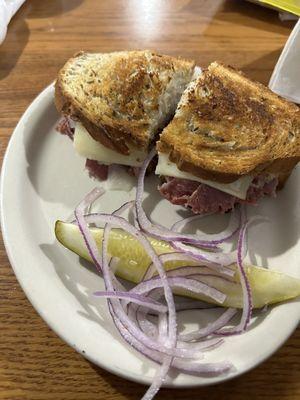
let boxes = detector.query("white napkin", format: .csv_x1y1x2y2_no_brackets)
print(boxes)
269,19,300,104
0,0,26,44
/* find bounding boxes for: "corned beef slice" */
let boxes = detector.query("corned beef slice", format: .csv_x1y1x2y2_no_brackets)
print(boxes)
159,175,278,214
85,159,109,180
56,117,75,140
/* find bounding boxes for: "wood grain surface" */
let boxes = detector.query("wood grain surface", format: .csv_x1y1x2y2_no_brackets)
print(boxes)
0,0,299,399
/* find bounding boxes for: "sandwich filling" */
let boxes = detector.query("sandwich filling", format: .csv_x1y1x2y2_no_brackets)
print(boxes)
56,117,146,180
156,153,278,214
158,175,278,214
155,153,252,199
74,123,147,167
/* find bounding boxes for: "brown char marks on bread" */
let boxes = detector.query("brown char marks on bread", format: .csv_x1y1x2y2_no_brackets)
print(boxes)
55,50,194,155
157,62,300,183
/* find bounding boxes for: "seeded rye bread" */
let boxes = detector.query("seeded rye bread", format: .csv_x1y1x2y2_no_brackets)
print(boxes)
55,50,195,155
157,62,300,186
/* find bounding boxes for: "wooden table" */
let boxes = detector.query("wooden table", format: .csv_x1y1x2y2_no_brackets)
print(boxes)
0,0,299,399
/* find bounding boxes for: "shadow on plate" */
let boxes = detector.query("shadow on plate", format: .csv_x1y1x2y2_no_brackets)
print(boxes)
24,99,61,197
23,97,89,208
40,242,112,334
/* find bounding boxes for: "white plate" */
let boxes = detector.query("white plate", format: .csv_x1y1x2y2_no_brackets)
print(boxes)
1,84,300,388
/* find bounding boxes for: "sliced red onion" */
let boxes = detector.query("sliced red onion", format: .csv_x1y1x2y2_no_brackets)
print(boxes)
135,149,220,249
109,202,135,291
171,209,241,245
175,300,219,311
163,265,235,281
76,197,183,358
142,307,175,400
93,290,168,313
142,356,172,400
81,208,225,358
73,189,255,396
131,295,172,343
137,310,159,339
102,209,175,399
141,316,172,400
98,215,182,357
135,291,166,341
171,213,213,231
74,187,106,274
143,252,209,281
112,306,232,377
143,252,235,281
132,299,223,354
171,240,237,267
158,312,168,340
125,301,159,341
171,358,233,376
103,200,134,221
179,308,237,341
217,211,253,335
238,215,269,261
142,252,183,281
143,252,211,281
74,192,131,276
131,276,226,305
177,337,224,351
109,257,120,274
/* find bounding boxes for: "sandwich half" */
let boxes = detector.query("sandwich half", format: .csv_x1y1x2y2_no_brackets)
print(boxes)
55,50,195,180
156,62,300,214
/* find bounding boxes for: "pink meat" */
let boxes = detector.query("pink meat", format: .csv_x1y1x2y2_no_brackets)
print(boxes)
245,175,277,204
127,166,141,177
159,175,278,214
159,178,200,205
85,159,109,181
56,117,75,140
187,184,237,214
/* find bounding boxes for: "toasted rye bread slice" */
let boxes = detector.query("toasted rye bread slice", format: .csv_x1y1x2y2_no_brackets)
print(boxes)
55,51,195,155
157,62,300,184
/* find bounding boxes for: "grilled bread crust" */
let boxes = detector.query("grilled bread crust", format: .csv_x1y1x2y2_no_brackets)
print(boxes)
157,62,300,183
55,51,194,155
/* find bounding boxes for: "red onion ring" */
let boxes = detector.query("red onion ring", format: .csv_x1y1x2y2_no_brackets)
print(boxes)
217,211,253,335
171,240,237,266
130,276,226,305
162,265,235,281
93,290,168,313
171,208,241,245
75,187,105,274
143,253,235,281
111,308,232,377
179,308,237,341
